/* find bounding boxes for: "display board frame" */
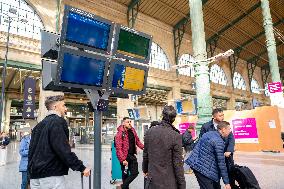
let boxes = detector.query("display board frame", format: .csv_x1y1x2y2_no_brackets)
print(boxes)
112,24,152,64
108,59,148,95
55,46,110,90
60,5,115,55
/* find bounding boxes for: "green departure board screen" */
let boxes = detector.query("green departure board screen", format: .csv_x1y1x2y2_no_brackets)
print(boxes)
117,29,150,60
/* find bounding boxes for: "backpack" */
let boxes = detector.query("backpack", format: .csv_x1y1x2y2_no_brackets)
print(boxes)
114,131,126,148
230,164,261,189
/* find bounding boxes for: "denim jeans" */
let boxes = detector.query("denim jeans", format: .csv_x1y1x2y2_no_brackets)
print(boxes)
21,171,28,189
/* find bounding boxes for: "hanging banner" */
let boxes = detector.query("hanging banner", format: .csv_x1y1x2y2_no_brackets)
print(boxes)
232,118,259,143
23,77,36,119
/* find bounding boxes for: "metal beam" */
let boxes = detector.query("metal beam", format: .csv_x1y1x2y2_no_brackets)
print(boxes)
247,41,283,62
206,2,261,44
247,58,259,92
127,0,141,28
261,67,270,85
6,68,19,90
228,49,241,87
173,0,208,30
235,18,284,52
18,70,33,91
173,0,208,65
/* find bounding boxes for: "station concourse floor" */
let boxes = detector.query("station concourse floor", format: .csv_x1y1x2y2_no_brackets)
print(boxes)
0,142,284,189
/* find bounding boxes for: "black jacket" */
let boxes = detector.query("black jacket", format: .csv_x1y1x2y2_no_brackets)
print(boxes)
182,130,195,152
28,114,85,179
200,119,235,153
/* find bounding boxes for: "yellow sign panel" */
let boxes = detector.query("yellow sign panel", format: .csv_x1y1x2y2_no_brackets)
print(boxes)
123,67,145,91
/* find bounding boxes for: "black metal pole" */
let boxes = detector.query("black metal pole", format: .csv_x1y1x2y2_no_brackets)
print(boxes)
0,17,11,132
93,109,102,189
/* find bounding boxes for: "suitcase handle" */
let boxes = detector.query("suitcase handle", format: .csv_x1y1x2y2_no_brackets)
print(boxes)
81,170,91,189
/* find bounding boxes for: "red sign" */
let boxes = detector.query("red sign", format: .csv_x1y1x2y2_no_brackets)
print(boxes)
268,82,282,94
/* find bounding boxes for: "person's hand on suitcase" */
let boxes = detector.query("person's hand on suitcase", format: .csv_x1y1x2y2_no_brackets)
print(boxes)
123,160,128,166
82,168,91,177
225,184,231,189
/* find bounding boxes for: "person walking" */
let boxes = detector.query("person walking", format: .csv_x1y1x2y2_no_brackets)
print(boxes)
19,131,31,189
28,95,91,189
182,125,197,174
0,132,10,166
115,117,144,189
186,121,232,189
143,105,186,189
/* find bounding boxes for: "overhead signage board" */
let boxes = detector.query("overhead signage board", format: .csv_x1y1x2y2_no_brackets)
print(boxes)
108,59,148,95
113,24,152,64
23,77,36,119
56,46,109,90
60,5,115,55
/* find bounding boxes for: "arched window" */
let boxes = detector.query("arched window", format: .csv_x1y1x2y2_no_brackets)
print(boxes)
177,54,195,77
251,78,260,94
233,72,246,90
149,42,170,71
0,0,44,39
210,64,227,85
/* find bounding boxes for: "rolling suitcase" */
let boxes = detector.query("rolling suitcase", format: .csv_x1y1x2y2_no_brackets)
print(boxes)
230,164,261,189
110,141,122,184
81,170,91,189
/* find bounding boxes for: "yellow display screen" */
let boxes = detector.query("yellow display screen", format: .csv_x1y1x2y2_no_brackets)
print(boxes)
112,63,146,92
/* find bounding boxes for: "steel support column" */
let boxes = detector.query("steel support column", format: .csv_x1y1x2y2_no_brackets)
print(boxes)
127,0,141,28
189,0,212,133
261,0,281,82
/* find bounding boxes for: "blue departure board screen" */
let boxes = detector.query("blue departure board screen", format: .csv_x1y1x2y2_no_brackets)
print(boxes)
65,12,111,50
60,52,106,86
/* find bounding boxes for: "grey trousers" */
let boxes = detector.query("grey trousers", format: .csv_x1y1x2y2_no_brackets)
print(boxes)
30,176,66,189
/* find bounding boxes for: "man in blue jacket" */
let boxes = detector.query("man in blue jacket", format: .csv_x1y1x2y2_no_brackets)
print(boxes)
186,121,232,189
200,108,235,167
19,131,31,189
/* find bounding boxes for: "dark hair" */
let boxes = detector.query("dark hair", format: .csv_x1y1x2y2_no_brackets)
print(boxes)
45,95,64,110
162,105,177,124
212,108,223,116
123,117,130,121
187,124,195,130
217,121,230,130
150,121,159,127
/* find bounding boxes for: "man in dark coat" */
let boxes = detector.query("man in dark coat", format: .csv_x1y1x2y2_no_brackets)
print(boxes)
200,108,235,173
143,105,186,189
186,121,232,189
28,95,90,189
